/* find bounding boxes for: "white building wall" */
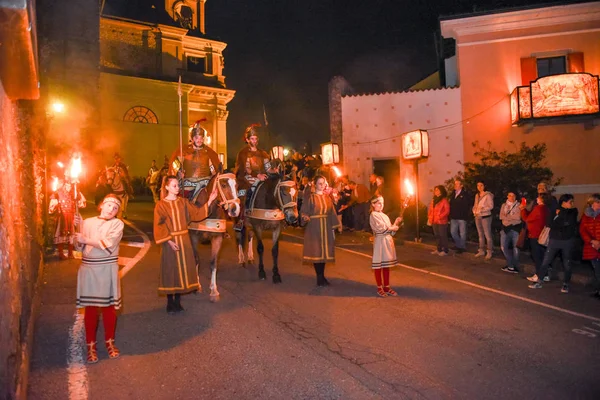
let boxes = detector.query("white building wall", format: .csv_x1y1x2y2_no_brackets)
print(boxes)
340,87,463,202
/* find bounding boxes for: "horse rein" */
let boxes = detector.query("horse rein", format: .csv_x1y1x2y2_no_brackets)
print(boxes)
215,173,240,210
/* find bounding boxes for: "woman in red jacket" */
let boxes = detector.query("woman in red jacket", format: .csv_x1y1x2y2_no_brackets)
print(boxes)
521,193,550,280
580,193,600,298
428,185,450,256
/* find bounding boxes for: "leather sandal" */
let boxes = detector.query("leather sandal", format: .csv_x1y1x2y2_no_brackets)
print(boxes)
376,286,387,297
86,341,99,364
105,338,120,359
384,286,398,296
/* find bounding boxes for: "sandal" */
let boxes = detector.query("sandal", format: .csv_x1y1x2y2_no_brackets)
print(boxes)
86,341,99,364
384,286,398,296
105,338,120,359
376,286,387,297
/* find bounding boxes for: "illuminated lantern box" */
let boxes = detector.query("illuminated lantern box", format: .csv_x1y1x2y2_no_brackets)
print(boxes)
321,142,340,165
510,73,600,125
401,129,429,160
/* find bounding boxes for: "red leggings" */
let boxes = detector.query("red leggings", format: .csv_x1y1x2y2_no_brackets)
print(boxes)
373,268,390,287
84,306,117,344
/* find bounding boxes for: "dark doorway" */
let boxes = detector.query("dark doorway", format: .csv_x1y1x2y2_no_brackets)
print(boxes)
373,158,400,218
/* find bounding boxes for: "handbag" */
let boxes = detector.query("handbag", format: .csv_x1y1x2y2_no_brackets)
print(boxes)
538,226,550,247
516,227,527,249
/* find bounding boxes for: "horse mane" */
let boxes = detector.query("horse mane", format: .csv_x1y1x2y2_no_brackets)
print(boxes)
194,175,223,218
253,176,280,210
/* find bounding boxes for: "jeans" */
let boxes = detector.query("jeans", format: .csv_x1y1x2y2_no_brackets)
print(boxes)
450,219,467,250
529,238,546,272
475,216,493,252
538,238,575,285
500,229,519,269
591,259,600,291
433,224,449,253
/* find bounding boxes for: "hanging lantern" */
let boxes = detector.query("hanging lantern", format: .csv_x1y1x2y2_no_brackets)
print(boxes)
271,145,284,161
401,130,429,160
321,142,340,165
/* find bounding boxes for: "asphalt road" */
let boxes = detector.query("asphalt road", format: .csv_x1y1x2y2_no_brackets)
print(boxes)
29,202,600,399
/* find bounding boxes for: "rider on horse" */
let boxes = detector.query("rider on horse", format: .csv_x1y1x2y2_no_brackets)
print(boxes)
233,123,277,231
112,153,134,199
169,119,222,203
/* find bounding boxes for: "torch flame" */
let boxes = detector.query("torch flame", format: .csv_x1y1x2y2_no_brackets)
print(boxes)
51,177,59,192
70,155,82,180
404,178,414,196
57,161,64,168
332,166,342,178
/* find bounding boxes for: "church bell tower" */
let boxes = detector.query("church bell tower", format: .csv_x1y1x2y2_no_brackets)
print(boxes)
165,0,207,34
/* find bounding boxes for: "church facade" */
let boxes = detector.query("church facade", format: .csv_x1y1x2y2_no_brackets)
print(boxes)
99,0,235,175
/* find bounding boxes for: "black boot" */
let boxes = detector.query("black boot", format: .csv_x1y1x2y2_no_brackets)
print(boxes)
166,294,176,314
314,263,329,287
174,293,184,312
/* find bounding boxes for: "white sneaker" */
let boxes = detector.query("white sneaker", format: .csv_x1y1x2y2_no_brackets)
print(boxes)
543,275,550,282
485,251,492,260
431,250,440,255
527,274,539,282
474,250,486,257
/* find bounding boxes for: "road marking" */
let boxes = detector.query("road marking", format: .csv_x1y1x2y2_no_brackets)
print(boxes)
119,220,152,278
67,311,88,400
283,232,600,323
121,241,145,248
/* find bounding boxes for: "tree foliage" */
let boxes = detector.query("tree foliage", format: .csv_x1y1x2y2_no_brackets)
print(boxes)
446,141,562,202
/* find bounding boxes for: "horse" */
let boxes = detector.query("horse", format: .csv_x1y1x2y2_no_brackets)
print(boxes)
234,179,255,266
188,173,240,302
237,170,298,283
104,166,130,219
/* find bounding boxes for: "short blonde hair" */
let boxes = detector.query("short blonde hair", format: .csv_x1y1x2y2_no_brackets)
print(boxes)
587,193,600,206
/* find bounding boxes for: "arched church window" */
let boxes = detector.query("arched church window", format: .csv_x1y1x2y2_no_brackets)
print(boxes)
123,106,158,124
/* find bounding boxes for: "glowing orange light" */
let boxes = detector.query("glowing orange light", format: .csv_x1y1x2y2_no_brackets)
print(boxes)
404,179,414,196
332,166,342,178
70,155,82,180
57,161,64,168
51,177,59,192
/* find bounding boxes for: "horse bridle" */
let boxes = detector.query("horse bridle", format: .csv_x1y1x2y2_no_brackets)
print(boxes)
215,173,240,209
274,180,297,211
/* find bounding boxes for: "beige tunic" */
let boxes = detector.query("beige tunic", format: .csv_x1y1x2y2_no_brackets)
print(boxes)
370,211,398,269
76,216,124,309
302,193,340,264
154,198,209,294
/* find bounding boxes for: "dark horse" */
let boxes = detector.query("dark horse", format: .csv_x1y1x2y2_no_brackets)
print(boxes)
189,173,240,302
236,170,298,283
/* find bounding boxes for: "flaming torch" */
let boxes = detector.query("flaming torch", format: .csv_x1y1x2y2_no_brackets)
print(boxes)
400,178,414,218
51,177,59,193
332,166,343,179
69,153,82,233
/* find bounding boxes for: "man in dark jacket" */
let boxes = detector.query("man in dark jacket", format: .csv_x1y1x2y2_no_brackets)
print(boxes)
449,179,471,253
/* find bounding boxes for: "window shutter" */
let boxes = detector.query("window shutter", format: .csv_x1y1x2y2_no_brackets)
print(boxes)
567,52,585,73
520,57,537,85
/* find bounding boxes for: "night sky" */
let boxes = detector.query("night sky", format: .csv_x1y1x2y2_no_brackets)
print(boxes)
203,1,575,153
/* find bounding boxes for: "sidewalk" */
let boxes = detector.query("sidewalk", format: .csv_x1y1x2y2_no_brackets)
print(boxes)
332,228,595,287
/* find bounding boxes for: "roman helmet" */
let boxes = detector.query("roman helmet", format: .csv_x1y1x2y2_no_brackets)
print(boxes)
243,123,262,142
189,118,208,142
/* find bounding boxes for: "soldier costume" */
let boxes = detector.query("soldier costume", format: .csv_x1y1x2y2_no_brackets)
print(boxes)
234,124,273,231
169,119,222,203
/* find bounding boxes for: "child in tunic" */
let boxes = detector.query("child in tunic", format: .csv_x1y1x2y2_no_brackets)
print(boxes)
75,194,124,364
154,175,218,313
369,196,402,297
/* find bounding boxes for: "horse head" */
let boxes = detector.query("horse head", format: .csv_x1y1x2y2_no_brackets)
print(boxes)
214,173,240,218
274,178,298,226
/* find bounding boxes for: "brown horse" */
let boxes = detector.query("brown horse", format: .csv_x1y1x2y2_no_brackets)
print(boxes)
104,167,130,219
189,173,239,302
237,173,298,283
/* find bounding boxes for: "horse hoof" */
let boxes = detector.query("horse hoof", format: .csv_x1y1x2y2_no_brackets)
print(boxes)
272,275,282,284
239,262,246,268
248,258,254,264
210,295,220,303
258,270,266,280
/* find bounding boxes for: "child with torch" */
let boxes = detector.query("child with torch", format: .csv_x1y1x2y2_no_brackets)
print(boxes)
369,195,403,297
